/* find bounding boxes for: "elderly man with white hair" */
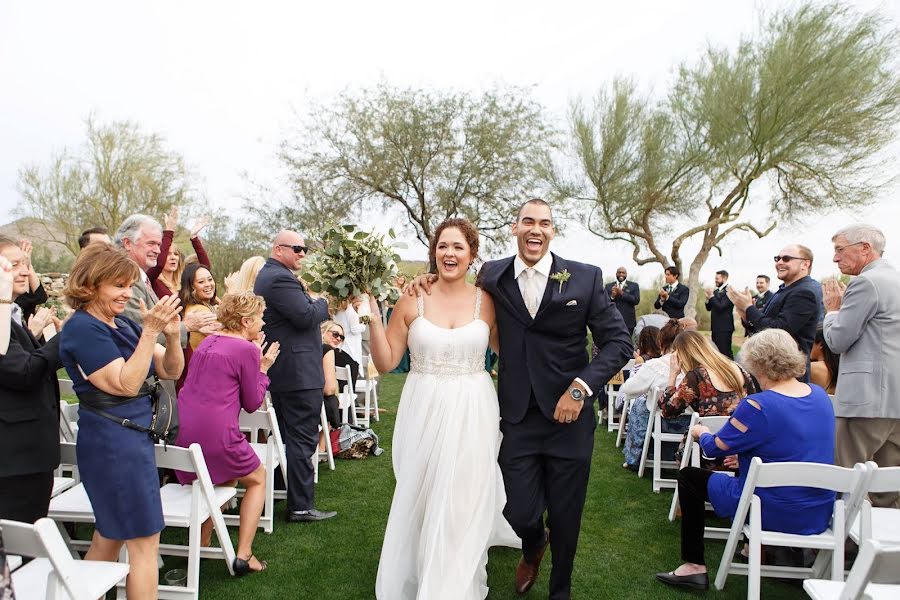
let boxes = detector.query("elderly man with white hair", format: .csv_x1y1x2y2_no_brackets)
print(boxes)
823,224,900,509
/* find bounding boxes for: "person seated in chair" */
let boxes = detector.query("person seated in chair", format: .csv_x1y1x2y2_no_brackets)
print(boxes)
655,328,836,591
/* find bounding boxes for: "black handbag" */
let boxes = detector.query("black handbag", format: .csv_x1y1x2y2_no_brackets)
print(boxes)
78,376,180,446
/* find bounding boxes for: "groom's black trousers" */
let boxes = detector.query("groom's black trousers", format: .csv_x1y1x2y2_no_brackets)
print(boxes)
499,403,594,600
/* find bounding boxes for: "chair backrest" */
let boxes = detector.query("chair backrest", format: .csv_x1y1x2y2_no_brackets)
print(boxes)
58,401,79,443
1,518,85,597
749,457,866,494
646,386,663,415
335,365,354,394
698,415,730,434
840,540,900,598
58,379,76,397
865,462,900,494
239,408,270,432
59,441,78,466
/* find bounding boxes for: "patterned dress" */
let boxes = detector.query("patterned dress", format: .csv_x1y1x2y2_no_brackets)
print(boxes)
659,365,758,419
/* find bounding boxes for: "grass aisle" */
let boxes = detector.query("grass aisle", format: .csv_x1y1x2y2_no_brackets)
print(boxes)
192,373,801,599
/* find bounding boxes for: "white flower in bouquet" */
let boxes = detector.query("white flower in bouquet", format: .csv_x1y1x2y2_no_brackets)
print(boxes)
300,224,405,305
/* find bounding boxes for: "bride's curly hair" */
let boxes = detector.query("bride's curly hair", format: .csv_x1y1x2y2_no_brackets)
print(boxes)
428,218,480,274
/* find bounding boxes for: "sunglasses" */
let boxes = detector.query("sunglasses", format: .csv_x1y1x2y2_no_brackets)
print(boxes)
329,331,345,341
773,255,807,263
278,244,309,254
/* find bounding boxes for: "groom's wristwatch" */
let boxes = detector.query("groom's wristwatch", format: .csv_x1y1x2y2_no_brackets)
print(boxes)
568,387,584,401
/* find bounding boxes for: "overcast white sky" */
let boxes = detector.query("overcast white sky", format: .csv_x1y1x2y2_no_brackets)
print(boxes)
1,0,898,289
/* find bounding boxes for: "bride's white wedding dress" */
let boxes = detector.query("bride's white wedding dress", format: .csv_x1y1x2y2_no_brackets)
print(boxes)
375,289,520,600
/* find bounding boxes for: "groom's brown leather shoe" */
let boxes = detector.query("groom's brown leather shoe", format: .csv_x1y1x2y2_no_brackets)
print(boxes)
515,528,549,595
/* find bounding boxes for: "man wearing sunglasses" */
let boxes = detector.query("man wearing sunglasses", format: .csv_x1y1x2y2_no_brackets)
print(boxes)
728,244,821,380
254,230,336,522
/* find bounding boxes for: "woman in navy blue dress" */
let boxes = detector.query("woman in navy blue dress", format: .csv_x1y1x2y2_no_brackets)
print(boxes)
60,243,184,600
656,328,835,591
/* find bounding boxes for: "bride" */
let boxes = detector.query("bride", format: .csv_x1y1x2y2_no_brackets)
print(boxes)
367,218,519,600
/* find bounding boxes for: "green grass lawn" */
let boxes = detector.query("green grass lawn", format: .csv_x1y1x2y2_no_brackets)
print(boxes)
158,373,800,599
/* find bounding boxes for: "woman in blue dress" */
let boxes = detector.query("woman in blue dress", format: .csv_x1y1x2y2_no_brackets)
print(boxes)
655,328,835,591
60,243,184,600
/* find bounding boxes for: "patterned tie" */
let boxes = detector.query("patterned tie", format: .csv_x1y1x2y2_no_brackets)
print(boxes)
524,268,540,318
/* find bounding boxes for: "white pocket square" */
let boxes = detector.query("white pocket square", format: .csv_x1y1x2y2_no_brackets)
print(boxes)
566,300,578,306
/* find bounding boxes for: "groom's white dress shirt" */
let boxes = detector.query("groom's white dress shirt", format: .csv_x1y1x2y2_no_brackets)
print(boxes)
513,253,593,396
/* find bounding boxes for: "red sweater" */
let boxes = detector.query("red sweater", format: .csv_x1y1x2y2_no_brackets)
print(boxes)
147,230,212,298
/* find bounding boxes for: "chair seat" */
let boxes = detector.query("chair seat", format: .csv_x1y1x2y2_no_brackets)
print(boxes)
250,442,281,466
52,477,76,498
11,555,129,600
742,524,838,550
803,578,900,600
160,484,237,528
849,507,900,543
48,483,97,523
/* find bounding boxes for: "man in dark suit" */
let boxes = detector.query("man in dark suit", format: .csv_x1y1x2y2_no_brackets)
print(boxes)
704,270,735,358
479,200,632,600
742,275,773,336
654,266,690,319
0,236,61,524
254,230,334,522
604,266,640,335
729,244,820,378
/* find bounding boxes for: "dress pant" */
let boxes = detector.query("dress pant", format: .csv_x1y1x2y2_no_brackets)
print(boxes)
499,405,594,600
711,330,734,359
836,417,900,508
677,467,715,565
270,389,324,512
0,471,53,524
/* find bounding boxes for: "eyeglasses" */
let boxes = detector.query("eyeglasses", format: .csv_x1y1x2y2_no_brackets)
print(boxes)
834,241,865,254
773,255,808,263
329,331,345,341
278,244,308,254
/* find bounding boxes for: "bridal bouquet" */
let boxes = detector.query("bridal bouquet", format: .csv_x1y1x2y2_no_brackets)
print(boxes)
300,224,404,304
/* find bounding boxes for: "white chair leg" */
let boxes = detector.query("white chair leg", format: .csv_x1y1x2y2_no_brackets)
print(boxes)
372,385,380,422
652,423,662,492
748,498,762,600
615,399,629,448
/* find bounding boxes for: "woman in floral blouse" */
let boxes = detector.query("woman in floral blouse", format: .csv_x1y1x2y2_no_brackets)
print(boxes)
659,330,758,419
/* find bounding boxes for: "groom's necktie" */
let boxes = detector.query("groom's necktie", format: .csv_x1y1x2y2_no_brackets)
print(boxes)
523,268,540,318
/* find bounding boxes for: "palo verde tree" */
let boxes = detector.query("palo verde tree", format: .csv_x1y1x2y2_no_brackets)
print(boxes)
16,116,197,255
272,82,553,252
556,2,900,316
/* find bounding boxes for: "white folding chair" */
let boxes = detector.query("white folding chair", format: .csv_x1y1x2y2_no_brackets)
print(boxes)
57,378,76,398
4,517,129,600
615,396,634,448
668,414,731,538
637,388,685,491
605,360,634,433
713,457,868,600
355,356,379,428
849,462,900,546
336,365,356,425
803,539,900,600
230,408,286,533
49,442,238,600
58,400,79,443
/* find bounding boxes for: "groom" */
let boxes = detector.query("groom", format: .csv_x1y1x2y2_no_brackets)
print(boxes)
479,199,632,599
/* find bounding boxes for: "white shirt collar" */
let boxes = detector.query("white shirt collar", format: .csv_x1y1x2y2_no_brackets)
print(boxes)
514,252,553,280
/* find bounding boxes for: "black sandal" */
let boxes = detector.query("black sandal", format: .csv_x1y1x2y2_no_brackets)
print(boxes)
233,554,268,576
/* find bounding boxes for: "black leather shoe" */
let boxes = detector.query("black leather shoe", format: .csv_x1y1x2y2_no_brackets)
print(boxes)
233,555,267,577
655,570,709,590
286,508,337,522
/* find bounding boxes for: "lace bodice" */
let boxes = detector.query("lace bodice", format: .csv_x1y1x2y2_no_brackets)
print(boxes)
408,289,488,377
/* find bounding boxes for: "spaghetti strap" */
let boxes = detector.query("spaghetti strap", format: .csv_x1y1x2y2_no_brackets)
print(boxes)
416,293,425,318
473,287,483,319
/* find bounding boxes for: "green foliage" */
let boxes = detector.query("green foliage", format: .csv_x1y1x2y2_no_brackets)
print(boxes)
300,224,404,302
15,116,198,255
271,82,554,252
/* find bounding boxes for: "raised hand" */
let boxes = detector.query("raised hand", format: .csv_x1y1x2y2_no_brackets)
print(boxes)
822,278,846,312
189,215,209,239
27,307,54,338
659,288,669,300
704,287,714,299
260,340,281,373
0,255,12,300
18,239,33,260
164,206,180,232
726,286,753,311
140,295,182,336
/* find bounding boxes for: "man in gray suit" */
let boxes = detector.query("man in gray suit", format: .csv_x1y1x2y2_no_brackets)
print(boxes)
823,224,900,508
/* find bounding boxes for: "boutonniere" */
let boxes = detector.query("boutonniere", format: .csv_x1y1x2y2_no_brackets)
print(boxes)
550,269,571,293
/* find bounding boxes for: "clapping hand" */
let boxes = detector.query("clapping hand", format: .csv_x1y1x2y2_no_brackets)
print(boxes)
822,278,846,312
189,215,209,239
0,255,12,300
659,287,669,300
27,307,54,339
183,310,216,333
610,285,621,298
140,296,182,337
704,287,714,299
255,333,281,373
727,286,753,311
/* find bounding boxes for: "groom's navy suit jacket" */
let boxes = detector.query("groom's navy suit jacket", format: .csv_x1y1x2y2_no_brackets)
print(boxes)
480,253,633,425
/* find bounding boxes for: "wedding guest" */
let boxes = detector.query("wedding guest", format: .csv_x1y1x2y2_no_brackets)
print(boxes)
77,226,111,250
655,266,690,319
824,224,900,508
633,325,662,365
176,263,221,390
320,322,342,432
809,325,839,395
333,296,365,366
147,207,211,299
175,292,279,576
60,243,183,598
605,266,640,334
12,239,49,323
254,230,334,522
656,328,835,591
619,319,685,469
704,270,735,358
225,256,267,295
633,309,670,345
0,237,62,524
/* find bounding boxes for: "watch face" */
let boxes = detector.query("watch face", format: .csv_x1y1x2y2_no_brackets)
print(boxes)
570,388,584,400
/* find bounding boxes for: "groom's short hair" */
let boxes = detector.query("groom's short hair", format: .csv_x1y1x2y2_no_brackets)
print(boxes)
516,198,552,222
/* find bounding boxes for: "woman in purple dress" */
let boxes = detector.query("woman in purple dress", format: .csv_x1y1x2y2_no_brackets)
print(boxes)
175,291,281,576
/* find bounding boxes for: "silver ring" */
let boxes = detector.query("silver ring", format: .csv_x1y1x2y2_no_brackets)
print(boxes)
565,418,572,423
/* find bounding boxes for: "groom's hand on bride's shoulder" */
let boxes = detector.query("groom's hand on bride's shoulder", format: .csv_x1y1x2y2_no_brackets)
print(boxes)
405,273,438,297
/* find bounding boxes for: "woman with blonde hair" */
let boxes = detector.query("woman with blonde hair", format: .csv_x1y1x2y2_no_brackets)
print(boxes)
148,207,211,298
659,330,757,420
225,256,266,295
